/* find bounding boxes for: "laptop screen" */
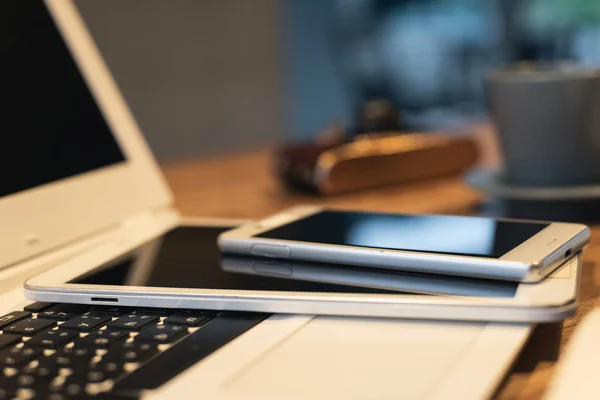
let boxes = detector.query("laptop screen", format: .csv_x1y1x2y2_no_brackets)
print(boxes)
0,1,126,199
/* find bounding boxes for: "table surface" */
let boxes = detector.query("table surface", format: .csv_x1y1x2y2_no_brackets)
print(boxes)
161,149,600,400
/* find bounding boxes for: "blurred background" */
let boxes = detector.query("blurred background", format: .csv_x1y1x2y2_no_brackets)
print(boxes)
76,0,600,161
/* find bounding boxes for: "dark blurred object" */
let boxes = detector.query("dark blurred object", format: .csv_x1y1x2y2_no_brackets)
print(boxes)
277,96,477,195
353,98,403,137
485,64,600,187
276,131,478,195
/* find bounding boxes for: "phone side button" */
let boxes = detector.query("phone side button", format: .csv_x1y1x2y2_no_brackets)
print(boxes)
250,244,291,258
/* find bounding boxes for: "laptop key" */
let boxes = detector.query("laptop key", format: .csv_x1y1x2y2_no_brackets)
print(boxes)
0,311,31,330
0,346,43,367
95,330,129,340
135,324,187,344
164,310,213,326
27,329,79,348
90,306,130,316
74,335,125,349
24,302,54,313
65,369,110,385
36,347,96,373
106,314,158,331
21,362,61,381
37,309,77,321
61,313,111,331
0,334,21,349
136,307,175,316
45,355,90,371
47,304,91,314
58,381,86,397
4,318,55,335
3,373,39,389
89,359,126,380
105,342,159,364
50,347,97,367
74,330,128,349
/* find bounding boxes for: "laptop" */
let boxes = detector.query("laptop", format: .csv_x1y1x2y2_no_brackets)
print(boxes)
0,1,534,398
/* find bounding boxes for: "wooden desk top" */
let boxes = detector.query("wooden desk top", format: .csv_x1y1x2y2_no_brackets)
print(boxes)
162,149,600,400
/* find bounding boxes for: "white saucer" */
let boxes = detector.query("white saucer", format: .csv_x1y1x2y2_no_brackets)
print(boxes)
464,168,600,201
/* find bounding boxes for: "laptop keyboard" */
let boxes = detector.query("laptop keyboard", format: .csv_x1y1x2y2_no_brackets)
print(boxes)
0,303,269,399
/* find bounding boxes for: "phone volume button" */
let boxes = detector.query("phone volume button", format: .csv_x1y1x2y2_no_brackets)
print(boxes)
251,244,291,258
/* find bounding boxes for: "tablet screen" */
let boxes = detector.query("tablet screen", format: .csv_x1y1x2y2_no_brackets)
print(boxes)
69,226,518,298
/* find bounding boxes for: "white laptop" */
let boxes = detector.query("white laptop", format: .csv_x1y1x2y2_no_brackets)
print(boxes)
0,1,534,399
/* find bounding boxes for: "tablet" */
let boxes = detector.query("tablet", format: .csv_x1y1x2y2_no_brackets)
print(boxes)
25,220,581,322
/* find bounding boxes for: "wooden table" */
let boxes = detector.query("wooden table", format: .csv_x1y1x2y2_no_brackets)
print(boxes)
162,149,600,400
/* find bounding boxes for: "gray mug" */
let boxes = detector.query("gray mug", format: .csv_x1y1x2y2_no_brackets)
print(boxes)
485,66,600,187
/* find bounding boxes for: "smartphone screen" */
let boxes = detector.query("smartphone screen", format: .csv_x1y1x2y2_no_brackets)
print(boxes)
256,211,549,258
69,226,518,298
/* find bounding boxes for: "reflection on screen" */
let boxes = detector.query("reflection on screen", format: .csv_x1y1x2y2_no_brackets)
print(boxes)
1,1,126,198
257,211,549,258
346,215,495,256
69,227,518,298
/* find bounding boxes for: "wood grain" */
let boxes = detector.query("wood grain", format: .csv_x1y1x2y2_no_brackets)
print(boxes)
161,149,599,400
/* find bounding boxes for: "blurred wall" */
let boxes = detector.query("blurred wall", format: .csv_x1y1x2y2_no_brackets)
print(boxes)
76,0,285,161
282,1,354,139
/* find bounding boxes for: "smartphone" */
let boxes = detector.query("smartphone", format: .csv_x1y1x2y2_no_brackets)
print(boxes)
25,221,583,322
218,206,590,282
